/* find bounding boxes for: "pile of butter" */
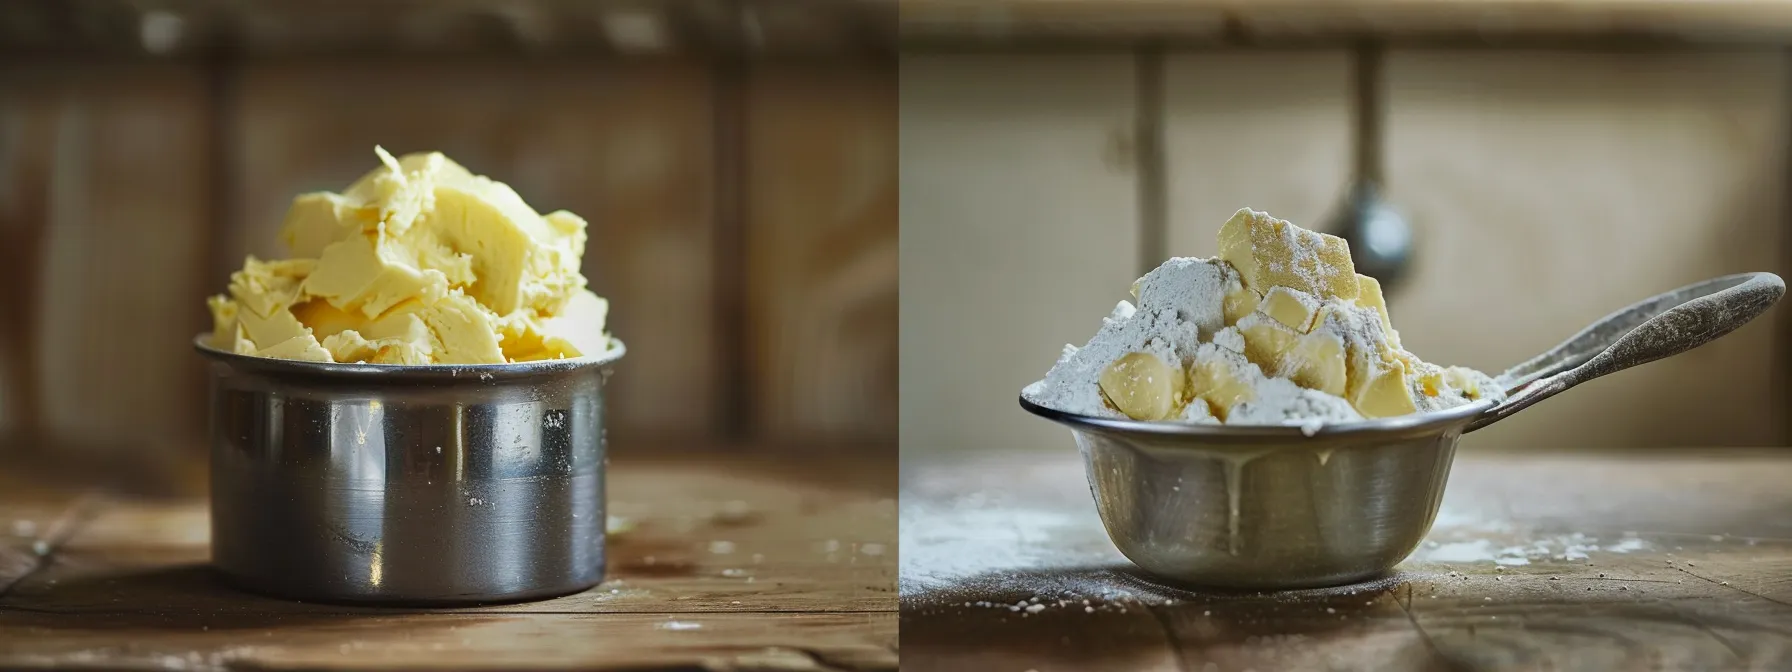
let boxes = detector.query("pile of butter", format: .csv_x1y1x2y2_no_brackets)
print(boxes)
1025,208,1501,426
206,147,610,365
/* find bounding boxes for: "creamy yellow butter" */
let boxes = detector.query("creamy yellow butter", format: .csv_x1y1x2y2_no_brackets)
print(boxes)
207,147,610,365
1098,351,1184,421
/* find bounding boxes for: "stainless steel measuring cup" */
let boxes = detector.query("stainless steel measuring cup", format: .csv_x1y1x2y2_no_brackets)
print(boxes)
1023,272,1784,589
197,337,625,605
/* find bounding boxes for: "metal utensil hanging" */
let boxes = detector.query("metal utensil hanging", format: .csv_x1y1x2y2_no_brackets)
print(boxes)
1330,42,1413,290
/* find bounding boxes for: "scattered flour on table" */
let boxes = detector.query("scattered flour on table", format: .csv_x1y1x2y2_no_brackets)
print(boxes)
1416,517,1656,565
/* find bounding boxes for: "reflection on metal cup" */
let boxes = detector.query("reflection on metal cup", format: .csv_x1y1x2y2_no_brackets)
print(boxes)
198,337,624,605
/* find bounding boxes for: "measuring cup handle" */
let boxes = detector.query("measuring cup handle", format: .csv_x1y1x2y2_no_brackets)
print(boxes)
1467,272,1784,434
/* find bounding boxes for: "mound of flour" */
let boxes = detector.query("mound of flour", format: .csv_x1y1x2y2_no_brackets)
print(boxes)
1024,255,1504,427
1023,258,1366,428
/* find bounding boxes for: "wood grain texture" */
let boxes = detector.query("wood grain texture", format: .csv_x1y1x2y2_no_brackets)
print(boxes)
232,61,716,442
1381,49,1788,448
0,64,212,458
900,0,1792,43
899,53,1140,456
1163,50,1353,258
901,447,1792,671
747,61,898,445
0,449,897,671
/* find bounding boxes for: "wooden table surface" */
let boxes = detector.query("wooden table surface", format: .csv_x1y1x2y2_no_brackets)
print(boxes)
901,447,1792,671
0,447,897,671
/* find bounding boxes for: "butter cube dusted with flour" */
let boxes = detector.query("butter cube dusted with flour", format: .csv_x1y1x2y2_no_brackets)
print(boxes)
1099,352,1186,421
1259,286,1321,333
1025,208,1503,427
1219,208,1360,300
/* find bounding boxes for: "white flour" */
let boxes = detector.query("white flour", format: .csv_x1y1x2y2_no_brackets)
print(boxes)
1024,256,1498,427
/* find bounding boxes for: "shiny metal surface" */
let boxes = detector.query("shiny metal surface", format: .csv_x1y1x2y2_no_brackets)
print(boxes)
1023,396,1492,590
1020,271,1784,589
1470,271,1784,432
196,337,625,605
1330,43,1413,289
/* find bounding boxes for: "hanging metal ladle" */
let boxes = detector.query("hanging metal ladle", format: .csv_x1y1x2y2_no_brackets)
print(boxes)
1330,42,1413,289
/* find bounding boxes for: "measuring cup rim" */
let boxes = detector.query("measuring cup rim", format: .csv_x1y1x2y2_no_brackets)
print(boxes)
193,333,626,382
1019,392,1494,443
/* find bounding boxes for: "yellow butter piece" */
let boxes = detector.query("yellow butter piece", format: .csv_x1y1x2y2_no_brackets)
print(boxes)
304,230,452,319
206,147,611,365
1259,286,1320,333
1281,332,1347,397
502,290,612,362
280,192,378,258
234,300,310,348
327,150,589,317
1353,273,1400,347
1223,285,1260,325
291,299,364,341
206,295,239,348
321,330,433,365
1346,345,1418,419
1237,314,1299,372
1189,357,1255,422
416,290,507,365
229,326,256,355
1217,208,1359,300
226,257,314,319
255,334,333,363
1099,352,1186,421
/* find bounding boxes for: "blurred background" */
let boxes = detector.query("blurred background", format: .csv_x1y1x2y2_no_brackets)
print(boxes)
901,2,1791,455
0,0,896,494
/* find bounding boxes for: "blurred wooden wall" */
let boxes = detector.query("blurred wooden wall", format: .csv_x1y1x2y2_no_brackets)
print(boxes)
902,47,1790,454
0,54,896,463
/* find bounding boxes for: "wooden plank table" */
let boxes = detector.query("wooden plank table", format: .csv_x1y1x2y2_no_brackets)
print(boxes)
0,448,897,671
901,447,1792,671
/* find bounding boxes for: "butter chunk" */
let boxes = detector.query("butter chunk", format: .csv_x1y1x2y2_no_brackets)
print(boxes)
305,231,451,319
1281,331,1347,397
1259,286,1321,333
255,333,333,363
207,147,609,365
229,326,256,355
292,299,364,341
234,300,310,348
1223,285,1261,325
280,192,378,258
322,330,432,365
415,291,507,365
1099,352,1185,421
207,295,239,348
1353,273,1401,347
1237,313,1299,372
501,290,612,362
1189,357,1255,421
1347,346,1418,419
1217,208,1359,300
227,257,314,319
